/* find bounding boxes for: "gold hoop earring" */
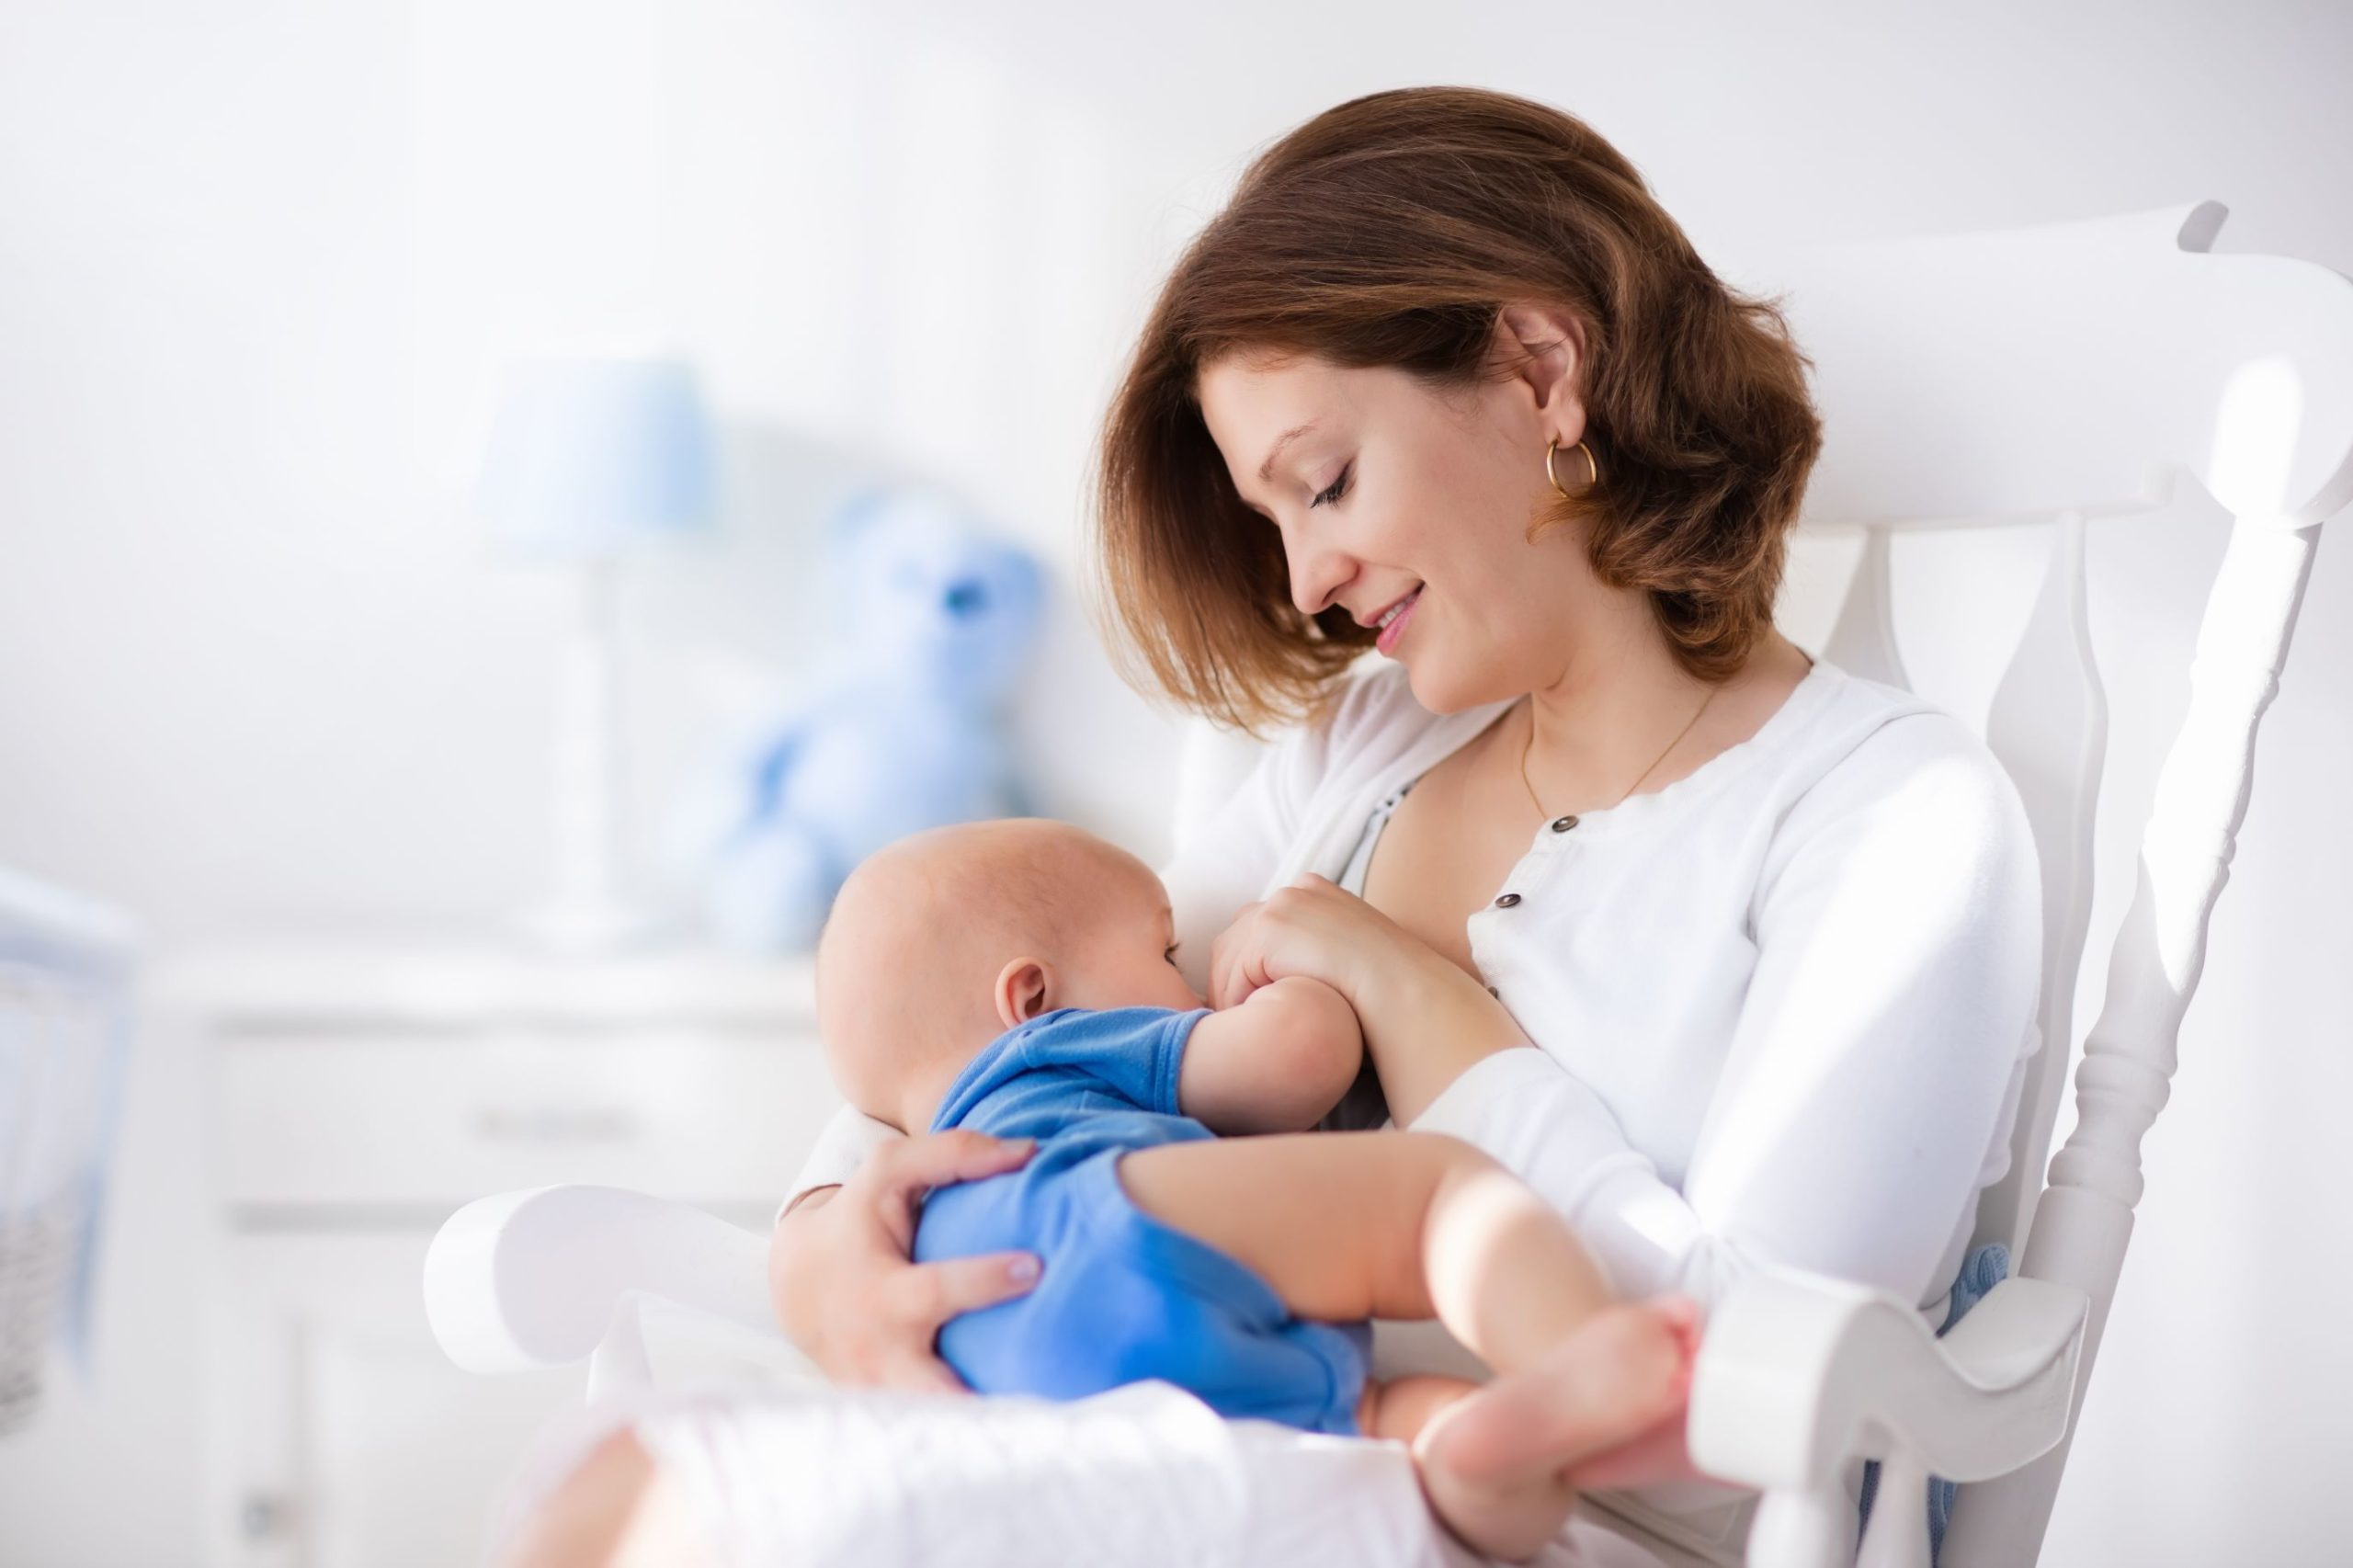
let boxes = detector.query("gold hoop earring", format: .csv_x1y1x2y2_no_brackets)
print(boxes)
1546,437,1599,499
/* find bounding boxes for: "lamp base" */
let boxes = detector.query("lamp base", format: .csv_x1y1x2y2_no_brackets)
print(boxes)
520,557,677,960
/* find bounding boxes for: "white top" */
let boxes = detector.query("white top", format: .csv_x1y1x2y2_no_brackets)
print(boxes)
784,653,2044,1334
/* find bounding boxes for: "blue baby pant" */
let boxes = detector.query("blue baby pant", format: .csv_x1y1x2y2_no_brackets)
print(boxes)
923,1141,1371,1433
912,1005,1372,1435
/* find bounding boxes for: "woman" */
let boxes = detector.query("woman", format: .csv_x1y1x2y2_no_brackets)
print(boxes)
561,85,2041,1565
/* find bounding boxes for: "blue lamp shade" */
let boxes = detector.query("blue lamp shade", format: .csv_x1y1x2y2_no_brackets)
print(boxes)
474,355,719,557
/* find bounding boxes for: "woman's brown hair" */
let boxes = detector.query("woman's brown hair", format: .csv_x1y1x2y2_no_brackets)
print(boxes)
1089,85,1824,738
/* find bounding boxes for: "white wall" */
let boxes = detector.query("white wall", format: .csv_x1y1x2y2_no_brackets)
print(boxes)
2,1,2347,1562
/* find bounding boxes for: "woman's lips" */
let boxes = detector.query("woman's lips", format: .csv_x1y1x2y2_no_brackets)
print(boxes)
1375,586,1423,654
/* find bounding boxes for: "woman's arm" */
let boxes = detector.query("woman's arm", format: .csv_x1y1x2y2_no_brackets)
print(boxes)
769,1129,1044,1389
1342,932,1535,1127
768,1107,1044,1388
1407,722,2044,1312
775,1101,904,1222
1203,875,1535,1126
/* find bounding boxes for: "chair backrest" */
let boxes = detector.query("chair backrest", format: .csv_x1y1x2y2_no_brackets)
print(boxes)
1170,199,2353,1564
1751,201,2349,1563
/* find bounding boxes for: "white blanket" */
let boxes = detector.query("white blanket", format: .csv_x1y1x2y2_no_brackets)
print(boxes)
495,1380,1715,1568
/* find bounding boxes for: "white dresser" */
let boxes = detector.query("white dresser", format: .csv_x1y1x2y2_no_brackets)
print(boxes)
155,942,835,1568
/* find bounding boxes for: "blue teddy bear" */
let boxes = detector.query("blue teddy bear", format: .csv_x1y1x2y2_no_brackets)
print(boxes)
678,485,1047,953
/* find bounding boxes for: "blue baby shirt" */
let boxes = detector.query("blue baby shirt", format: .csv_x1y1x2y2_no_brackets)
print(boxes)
911,1005,1373,1434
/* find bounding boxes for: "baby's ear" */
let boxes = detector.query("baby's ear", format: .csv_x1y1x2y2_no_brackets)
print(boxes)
995,958,1052,1028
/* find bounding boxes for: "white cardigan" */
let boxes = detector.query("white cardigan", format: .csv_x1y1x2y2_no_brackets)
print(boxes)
783,653,2044,1334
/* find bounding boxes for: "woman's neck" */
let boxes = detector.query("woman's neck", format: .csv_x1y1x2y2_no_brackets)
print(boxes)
1517,625,1807,816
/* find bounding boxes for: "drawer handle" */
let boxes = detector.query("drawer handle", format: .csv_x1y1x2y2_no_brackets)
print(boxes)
472,1106,642,1143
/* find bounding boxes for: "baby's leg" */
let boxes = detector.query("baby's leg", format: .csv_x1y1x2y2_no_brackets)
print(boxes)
1360,1369,1705,1491
1119,1131,1689,1561
1120,1131,1611,1362
1357,1374,1482,1445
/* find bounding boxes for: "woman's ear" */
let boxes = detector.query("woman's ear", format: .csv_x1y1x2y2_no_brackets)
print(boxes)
1495,300,1588,433
994,959,1056,1028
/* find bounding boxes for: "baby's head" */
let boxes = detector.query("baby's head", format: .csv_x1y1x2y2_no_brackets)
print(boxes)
813,817,1205,1134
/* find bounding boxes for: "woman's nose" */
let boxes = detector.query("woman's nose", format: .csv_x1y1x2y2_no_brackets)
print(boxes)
1286,539,1358,620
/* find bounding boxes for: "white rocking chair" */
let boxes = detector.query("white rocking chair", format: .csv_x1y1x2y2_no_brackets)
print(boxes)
423,199,2353,1568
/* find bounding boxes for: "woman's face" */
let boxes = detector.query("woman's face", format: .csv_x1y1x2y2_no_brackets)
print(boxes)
1193,315,1611,714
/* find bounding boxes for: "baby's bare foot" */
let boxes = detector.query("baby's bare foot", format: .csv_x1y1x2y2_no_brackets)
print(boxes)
1412,1431,1581,1562
1408,1301,1699,1561
1412,1418,1584,1564
1426,1298,1700,1504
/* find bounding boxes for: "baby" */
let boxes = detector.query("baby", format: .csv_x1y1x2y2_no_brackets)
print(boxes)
812,816,1699,1562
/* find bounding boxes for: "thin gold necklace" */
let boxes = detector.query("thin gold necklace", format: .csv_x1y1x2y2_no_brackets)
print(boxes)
1518,682,1719,820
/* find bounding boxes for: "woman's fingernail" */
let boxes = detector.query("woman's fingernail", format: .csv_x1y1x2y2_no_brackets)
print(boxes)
1008,1256,1040,1284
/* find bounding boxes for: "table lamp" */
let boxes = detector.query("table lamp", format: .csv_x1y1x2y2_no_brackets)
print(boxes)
473,353,717,954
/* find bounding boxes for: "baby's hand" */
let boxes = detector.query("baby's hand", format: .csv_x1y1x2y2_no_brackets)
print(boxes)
1235,971,1360,1040
1178,974,1366,1134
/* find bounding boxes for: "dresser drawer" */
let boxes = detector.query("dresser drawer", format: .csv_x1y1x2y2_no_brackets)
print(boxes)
218,1027,841,1210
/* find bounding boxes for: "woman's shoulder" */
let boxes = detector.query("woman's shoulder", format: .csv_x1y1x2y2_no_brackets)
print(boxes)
1745,664,2046,1014
1769,661,2042,905
1800,665,2026,815
1167,658,1441,864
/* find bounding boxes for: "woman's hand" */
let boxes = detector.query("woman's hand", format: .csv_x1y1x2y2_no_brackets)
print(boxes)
767,1130,1042,1393
1205,871,1416,1012
1209,871,1532,1123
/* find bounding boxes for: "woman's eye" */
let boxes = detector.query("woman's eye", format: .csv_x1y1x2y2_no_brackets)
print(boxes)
1165,945,1180,963
1309,462,1353,510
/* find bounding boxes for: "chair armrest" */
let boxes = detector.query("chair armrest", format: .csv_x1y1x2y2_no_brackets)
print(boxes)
424,1184,780,1376
1684,1264,2086,1563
